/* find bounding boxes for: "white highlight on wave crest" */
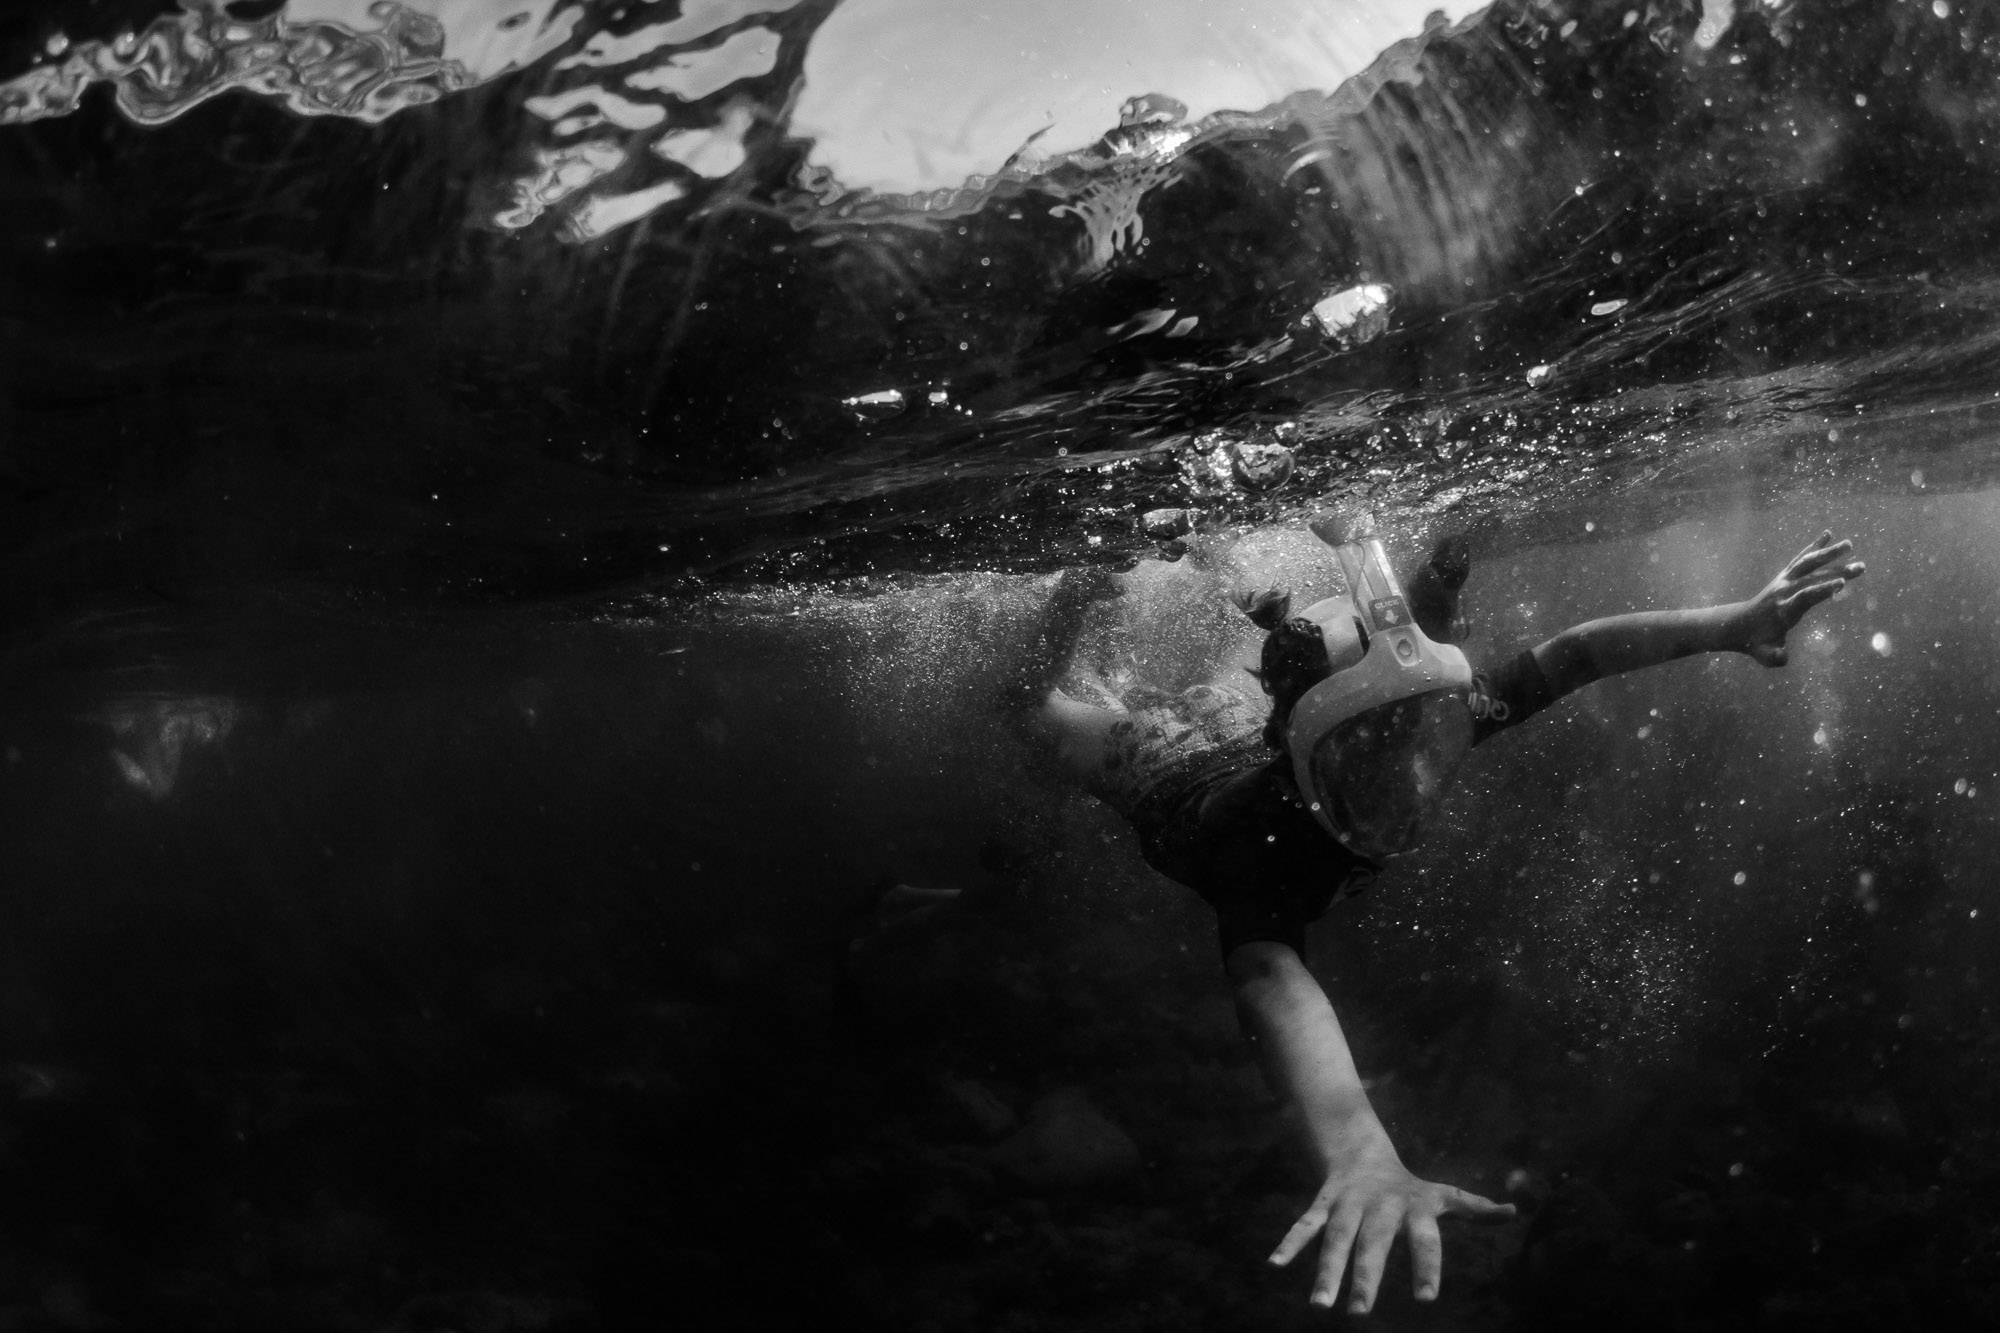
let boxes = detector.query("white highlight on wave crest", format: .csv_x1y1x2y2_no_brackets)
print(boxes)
514,14,790,236
495,138,629,231
565,177,689,240
556,0,803,71
623,26,780,99
655,102,756,178
525,84,671,133
500,98,752,234
0,0,582,127
0,0,790,241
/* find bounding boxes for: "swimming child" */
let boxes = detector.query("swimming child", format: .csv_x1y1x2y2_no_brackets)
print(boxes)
1016,515,1866,1315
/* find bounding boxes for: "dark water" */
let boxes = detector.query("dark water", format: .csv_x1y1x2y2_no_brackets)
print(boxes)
3,1,2000,1329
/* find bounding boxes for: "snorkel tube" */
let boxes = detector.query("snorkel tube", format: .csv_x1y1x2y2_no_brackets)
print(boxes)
1285,514,1475,853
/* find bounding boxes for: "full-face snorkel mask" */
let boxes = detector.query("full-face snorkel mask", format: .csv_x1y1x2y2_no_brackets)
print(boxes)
1285,515,1475,860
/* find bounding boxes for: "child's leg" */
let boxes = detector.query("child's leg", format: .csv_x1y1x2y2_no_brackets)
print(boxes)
996,566,1134,786
1000,566,1125,705
1028,689,1128,785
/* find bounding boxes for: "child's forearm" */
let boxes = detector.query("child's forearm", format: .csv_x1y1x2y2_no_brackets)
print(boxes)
1227,941,1398,1169
1530,603,1746,695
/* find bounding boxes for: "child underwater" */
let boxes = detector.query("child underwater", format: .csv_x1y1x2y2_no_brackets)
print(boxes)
1013,515,1866,1315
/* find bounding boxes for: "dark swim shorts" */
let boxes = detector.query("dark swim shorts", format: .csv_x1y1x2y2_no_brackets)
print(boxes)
1078,650,1560,960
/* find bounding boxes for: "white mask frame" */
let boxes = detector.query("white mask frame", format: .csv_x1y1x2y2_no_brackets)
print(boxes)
1284,516,1475,850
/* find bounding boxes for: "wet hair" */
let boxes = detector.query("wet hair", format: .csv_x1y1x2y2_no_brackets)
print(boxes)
1235,588,1334,750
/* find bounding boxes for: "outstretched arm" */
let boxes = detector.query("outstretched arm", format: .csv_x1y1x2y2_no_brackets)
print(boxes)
1531,531,1865,694
1229,941,1514,1313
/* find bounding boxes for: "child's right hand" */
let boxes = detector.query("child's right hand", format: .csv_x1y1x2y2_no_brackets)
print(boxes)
1732,529,1866,667
1267,1133,1516,1314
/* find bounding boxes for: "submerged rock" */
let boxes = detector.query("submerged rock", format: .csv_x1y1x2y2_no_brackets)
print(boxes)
988,1087,1142,1191
938,1074,1018,1140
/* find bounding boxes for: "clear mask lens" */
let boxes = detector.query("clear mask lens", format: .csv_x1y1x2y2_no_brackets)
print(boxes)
1308,690,1473,858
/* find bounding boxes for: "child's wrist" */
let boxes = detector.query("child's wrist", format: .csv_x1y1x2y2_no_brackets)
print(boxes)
1711,601,1755,654
1315,1113,1397,1172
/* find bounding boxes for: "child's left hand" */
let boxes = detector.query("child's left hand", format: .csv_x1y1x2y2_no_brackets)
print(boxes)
1733,530,1866,667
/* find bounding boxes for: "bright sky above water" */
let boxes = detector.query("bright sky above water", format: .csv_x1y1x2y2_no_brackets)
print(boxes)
791,0,1492,194
8,0,1495,235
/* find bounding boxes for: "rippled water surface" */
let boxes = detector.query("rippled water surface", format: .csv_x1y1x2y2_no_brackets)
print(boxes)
3,1,2000,1329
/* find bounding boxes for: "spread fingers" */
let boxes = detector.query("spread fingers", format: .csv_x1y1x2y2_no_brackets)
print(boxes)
1407,1211,1444,1301
1268,1200,1329,1268
1780,576,1849,618
1310,1207,1364,1309
1437,1184,1517,1220
1344,1205,1404,1315
1786,534,1853,580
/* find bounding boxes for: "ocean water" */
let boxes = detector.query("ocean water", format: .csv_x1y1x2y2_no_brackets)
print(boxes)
3,1,2000,1329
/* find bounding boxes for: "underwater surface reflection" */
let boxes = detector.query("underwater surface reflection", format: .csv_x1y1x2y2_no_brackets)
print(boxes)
9,0,2000,594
